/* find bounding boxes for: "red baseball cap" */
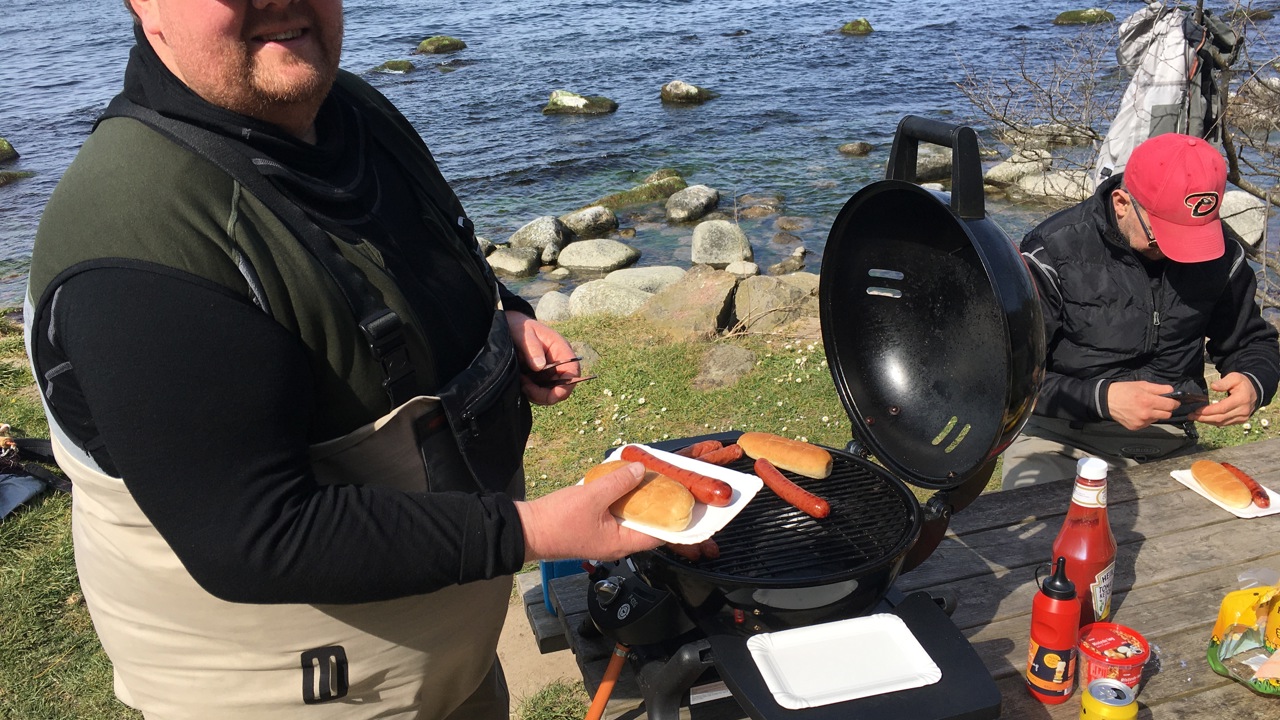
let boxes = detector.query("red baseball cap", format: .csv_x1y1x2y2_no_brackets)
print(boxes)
1124,133,1227,263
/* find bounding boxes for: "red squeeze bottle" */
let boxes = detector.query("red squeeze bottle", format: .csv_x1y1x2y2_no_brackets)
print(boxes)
1051,457,1117,628
1026,557,1081,703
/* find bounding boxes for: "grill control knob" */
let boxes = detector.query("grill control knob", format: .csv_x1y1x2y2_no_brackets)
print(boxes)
593,576,625,606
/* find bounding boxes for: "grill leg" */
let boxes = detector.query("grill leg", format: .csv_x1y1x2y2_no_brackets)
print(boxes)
635,639,715,720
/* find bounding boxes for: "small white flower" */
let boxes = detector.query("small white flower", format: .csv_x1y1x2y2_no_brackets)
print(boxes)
637,397,646,404
604,389,614,397
822,416,830,423
777,401,784,407
596,427,604,432
540,474,548,480
1262,418,1271,428
612,438,622,446
1243,422,1252,431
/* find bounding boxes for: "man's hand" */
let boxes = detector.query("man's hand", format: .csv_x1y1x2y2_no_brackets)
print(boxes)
1106,380,1179,430
1190,372,1258,427
515,462,664,562
505,310,581,406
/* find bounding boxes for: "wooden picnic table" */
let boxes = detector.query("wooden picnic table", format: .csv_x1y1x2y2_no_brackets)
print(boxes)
531,437,1280,719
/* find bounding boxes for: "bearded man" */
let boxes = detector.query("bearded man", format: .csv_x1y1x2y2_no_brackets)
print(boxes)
25,1,661,717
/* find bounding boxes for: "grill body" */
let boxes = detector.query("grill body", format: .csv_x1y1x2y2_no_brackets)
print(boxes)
635,446,921,634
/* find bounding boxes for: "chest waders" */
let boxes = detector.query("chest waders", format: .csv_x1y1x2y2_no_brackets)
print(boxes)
51,89,531,719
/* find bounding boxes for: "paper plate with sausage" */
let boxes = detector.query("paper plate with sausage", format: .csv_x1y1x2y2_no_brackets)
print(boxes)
581,443,763,544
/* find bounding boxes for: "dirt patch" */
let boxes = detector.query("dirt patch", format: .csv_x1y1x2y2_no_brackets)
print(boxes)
497,598,584,713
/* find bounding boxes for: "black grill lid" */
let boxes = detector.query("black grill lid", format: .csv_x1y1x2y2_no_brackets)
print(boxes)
818,116,1045,491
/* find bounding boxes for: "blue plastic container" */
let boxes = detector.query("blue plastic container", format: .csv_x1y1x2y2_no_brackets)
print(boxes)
539,559,587,616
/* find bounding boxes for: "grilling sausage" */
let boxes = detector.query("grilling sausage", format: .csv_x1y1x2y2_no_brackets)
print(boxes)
754,458,831,519
693,443,744,466
665,538,720,562
674,440,723,458
1220,462,1271,508
620,445,734,507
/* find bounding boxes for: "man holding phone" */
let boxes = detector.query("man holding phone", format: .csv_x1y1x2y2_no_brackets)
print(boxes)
1002,133,1280,489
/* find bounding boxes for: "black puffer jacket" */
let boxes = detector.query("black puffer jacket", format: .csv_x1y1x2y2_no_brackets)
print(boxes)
1019,174,1279,422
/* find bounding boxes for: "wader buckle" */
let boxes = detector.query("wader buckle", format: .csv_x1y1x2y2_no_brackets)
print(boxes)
360,309,415,406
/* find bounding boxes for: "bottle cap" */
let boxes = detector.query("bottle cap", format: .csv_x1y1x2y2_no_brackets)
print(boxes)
1042,557,1077,600
1078,457,1108,481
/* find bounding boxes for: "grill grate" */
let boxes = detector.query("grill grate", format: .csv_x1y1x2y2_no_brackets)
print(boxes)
664,451,917,582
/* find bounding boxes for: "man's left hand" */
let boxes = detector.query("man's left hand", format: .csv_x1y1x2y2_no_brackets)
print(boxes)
1190,372,1258,427
506,311,581,406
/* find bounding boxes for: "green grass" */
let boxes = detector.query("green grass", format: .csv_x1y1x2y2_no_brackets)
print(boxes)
515,679,590,720
1,310,1274,718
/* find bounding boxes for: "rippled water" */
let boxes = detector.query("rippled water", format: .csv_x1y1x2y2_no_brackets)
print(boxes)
1,0,1115,305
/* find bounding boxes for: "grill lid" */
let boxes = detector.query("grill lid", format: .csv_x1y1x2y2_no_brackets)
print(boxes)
818,116,1045,492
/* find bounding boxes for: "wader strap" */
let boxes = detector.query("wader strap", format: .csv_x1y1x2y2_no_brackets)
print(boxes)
96,97,417,409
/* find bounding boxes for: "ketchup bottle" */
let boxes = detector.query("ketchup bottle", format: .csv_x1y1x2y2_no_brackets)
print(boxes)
1051,457,1117,628
1025,557,1080,703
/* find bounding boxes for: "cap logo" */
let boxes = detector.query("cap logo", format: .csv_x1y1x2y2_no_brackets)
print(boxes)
1185,192,1219,218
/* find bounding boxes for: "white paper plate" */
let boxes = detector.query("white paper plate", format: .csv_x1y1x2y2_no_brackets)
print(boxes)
746,613,942,709
1169,469,1280,519
583,443,763,544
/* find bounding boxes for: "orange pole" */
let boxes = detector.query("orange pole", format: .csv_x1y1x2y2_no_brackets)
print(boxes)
584,643,629,720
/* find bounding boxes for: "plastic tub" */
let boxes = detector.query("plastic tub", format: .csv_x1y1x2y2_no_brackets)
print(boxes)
1078,622,1150,694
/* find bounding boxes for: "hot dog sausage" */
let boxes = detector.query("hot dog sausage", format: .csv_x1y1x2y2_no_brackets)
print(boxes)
620,445,734,507
1221,462,1271,508
694,444,744,466
674,440,724,458
665,538,721,563
754,458,830,519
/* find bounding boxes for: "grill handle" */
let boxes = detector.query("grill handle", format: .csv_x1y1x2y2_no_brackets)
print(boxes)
885,115,984,220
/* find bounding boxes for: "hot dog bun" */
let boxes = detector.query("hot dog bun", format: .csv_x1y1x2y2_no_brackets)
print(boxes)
1190,460,1253,509
584,460,695,532
737,432,833,479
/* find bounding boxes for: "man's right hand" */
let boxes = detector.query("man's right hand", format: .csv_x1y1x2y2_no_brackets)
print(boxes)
1106,380,1180,430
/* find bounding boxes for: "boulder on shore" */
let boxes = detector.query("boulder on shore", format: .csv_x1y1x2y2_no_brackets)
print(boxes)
559,205,618,239
416,35,466,54
486,247,540,277
591,175,688,211
639,265,738,341
543,90,618,115
691,219,753,267
0,137,16,163
508,216,570,264
557,238,641,272
569,280,652,318
666,184,720,223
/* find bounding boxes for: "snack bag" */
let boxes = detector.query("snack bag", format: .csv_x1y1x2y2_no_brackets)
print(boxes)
1208,583,1280,696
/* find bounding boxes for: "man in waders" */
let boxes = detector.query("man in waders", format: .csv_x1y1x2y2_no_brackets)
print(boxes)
24,0,664,717
1001,133,1279,489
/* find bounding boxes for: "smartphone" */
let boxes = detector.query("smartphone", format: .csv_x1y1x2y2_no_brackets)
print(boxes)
1163,390,1210,410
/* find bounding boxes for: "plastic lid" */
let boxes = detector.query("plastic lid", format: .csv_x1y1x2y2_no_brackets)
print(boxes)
1042,557,1077,600
1078,457,1109,481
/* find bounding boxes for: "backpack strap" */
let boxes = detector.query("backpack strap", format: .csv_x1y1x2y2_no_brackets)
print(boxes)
97,97,417,409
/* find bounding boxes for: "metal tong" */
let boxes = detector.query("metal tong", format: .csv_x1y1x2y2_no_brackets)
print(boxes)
524,356,596,387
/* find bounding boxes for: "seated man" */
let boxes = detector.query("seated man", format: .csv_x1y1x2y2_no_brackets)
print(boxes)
1002,133,1279,489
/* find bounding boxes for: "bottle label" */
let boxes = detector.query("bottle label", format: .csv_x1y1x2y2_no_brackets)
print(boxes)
1090,561,1115,621
1071,482,1107,508
1026,639,1076,697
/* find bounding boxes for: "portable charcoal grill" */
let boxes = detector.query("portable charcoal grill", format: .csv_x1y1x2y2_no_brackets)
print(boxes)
582,116,1046,720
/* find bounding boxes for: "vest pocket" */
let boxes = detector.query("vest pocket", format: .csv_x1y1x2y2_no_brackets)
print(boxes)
433,311,532,496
